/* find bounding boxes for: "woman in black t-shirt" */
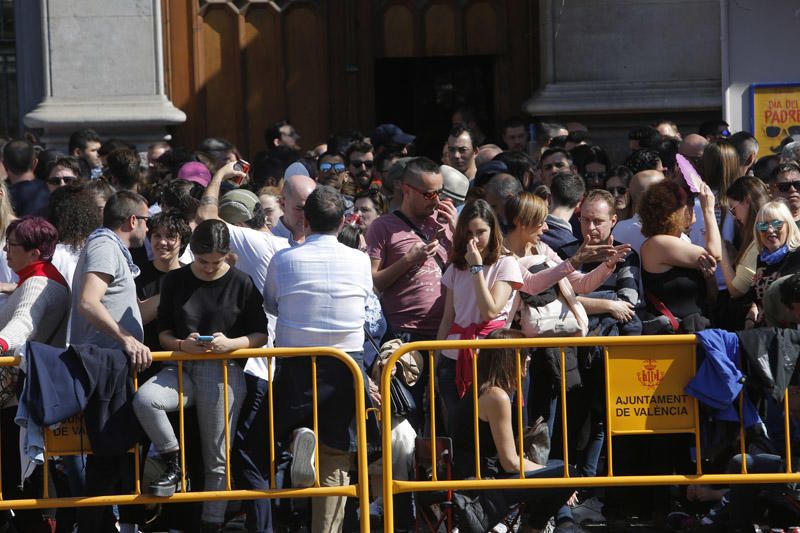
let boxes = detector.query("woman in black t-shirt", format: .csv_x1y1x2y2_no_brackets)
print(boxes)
747,200,800,327
132,220,269,531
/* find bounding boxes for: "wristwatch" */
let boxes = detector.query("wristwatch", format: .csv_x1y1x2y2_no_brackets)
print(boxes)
469,264,484,274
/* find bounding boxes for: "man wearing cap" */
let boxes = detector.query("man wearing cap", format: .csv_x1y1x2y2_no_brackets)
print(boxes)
446,125,478,181
197,162,290,533
439,165,469,209
177,161,213,188
372,123,415,155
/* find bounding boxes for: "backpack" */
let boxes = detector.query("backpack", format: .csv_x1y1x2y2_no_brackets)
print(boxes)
509,255,588,338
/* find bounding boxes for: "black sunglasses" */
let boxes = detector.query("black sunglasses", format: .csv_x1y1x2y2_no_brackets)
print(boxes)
767,126,800,138
777,180,800,193
350,160,374,169
607,186,627,196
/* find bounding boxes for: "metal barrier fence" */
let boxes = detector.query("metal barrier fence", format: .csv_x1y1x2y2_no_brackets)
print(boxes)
0,347,371,533
380,335,800,532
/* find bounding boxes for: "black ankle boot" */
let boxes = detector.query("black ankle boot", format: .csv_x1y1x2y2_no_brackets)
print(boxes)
149,451,181,497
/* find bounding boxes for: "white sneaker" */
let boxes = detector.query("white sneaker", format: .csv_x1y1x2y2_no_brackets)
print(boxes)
570,496,605,524
290,427,317,488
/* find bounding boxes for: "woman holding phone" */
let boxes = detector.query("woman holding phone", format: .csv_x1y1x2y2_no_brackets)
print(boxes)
132,219,269,533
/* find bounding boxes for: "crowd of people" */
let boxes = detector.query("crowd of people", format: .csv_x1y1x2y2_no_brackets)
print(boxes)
1,115,800,533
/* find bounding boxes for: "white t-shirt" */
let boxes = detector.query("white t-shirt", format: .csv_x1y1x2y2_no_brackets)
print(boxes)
224,223,290,380
440,255,523,359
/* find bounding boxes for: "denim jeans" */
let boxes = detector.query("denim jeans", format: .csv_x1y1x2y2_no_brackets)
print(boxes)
490,460,575,528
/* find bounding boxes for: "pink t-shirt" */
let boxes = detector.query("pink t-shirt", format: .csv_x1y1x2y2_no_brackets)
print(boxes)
440,254,523,359
366,212,452,337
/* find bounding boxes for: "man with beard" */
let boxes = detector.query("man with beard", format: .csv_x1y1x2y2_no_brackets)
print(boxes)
345,141,375,193
70,191,152,532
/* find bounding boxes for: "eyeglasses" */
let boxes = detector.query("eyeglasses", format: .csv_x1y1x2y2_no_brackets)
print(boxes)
756,219,785,232
404,182,443,201
151,233,178,244
319,162,346,173
46,175,76,186
728,202,740,215
350,160,374,169
777,180,800,193
607,186,627,196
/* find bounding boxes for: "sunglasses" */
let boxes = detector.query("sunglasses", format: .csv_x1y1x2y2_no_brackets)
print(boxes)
585,171,606,183
350,160,374,169
47,175,76,186
319,162,346,173
777,180,800,193
405,182,443,200
607,186,627,196
756,219,785,232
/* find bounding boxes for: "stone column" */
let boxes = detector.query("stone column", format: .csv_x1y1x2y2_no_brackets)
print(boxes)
23,0,185,151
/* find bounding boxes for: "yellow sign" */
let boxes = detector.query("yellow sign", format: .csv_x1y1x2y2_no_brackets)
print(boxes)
606,344,696,434
44,414,91,455
750,83,800,158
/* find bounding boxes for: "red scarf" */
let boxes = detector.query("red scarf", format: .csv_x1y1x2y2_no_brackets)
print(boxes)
17,261,68,288
449,319,506,398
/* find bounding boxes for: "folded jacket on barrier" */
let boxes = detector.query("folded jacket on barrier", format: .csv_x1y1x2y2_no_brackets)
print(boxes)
736,327,800,410
16,341,139,456
687,329,761,428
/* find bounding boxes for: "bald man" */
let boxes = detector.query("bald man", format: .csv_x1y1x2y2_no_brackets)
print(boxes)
475,144,503,167
612,170,666,256
679,134,708,164
272,174,317,244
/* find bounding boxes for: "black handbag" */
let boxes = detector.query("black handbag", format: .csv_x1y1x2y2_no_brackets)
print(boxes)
389,369,417,418
365,326,417,418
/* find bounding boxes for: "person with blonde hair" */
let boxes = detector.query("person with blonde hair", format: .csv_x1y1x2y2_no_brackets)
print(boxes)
746,200,800,328
503,191,627,295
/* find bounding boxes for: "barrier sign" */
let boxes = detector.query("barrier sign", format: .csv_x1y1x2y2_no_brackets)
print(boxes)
45,414,90,454
606,344,696,434
750,83,800,158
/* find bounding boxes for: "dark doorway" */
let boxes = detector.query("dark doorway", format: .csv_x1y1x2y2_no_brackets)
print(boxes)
375,56,494,161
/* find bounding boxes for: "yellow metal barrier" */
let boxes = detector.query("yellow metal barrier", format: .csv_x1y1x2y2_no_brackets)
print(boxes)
0,347,370,533
380,335,800,532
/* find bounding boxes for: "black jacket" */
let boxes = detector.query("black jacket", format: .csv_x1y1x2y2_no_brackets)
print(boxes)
736,328,800,410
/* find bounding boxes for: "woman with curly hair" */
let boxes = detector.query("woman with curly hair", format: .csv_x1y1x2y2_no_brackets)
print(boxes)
48,180,103,287
639,179,721,331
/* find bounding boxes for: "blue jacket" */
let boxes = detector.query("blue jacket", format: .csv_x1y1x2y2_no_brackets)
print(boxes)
18,342,139,455
686,329,761,428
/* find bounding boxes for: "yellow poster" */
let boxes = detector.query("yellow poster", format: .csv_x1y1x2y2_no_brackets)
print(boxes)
605,344,697,434
751,83,800,158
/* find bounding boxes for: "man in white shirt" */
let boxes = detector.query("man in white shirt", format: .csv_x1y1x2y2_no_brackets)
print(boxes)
265,186,372,533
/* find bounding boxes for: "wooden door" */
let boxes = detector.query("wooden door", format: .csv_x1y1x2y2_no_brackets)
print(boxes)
162,0,537,158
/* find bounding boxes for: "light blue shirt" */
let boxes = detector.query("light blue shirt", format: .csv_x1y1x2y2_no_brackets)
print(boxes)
264,233,372,351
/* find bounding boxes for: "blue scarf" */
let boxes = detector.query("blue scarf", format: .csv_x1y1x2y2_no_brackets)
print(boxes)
85,228,141,278
759,244,789,266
